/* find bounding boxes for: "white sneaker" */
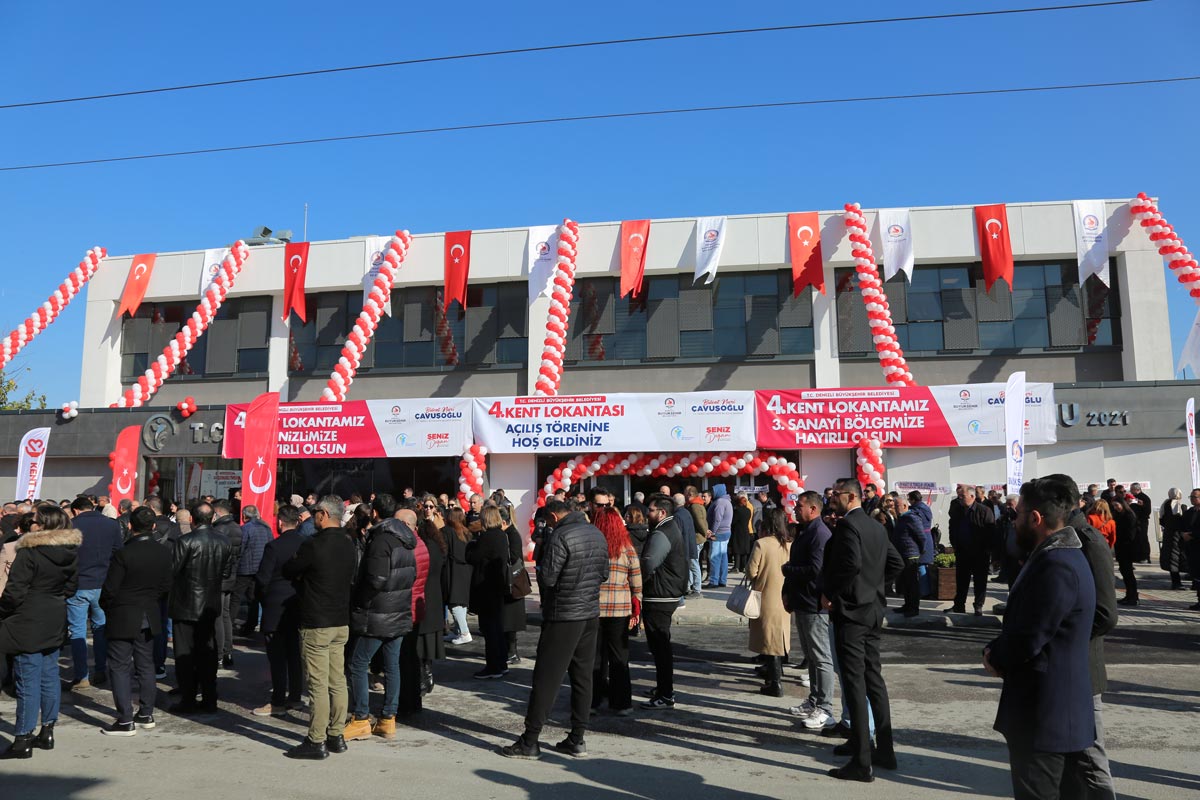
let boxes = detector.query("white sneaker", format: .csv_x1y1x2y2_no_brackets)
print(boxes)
798,674,811,688
802,709,835,730
788,698,817,717
450,634,473,645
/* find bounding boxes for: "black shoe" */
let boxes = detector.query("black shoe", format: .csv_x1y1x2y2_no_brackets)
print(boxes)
1189,602,1200,611
92,672,108,688
473,668,508,680
822,721,853,739
507,654,522,665
134,714,156,729
947,605,966,614
0,734,34,759
873,749,898,770
498,737,541,760
833,740,867,757
221,655,234,670
993,603,1007,615
759,682,783,698
326,735,347,754
640,693,676,710
828,764,874,782
101,721,137,737
33,723,54,750
1117,596,1139,607
554,737,588,758
285,739,329,760
974,607,984,617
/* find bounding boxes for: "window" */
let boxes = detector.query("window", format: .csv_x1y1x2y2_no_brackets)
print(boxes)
119,297,267,380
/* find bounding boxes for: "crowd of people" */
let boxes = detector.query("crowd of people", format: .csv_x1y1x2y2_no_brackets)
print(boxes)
0,473,1195,795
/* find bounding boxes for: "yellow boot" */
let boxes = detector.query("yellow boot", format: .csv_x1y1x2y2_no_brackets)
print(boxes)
372,716,396,740
344,717,373,741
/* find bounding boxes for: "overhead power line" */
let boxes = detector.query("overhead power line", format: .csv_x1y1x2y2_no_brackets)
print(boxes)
0,1,1151,111
2,74,1194,173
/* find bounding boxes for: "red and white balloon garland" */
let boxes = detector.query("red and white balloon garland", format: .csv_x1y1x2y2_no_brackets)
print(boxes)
534,451,805,523
458,444,488,508
321,232,412,402
534,219,581,396
844,203,914,387
112,242,249,407
855,438,886,493
1,247,106,372
1130,193,1200,300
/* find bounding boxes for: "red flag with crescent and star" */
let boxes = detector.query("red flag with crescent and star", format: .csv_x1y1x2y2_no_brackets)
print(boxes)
444,230,472,311
975,203,1014,291
283,242,310,322
619,220,651,299
787,212,825,296
117,254,158,318
108,425,141,505
240,391,281,533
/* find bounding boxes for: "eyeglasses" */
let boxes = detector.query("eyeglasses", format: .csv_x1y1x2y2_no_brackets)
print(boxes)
423,504,437,509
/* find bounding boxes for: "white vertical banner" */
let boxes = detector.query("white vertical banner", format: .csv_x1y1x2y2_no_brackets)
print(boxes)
174,457,185,504
1177,306,1200,377
1072,200,1110,286
878,207,915,281
694,216,727,285
362,236,392,316
526,224,559,301
200,247,229,297
15,427,51,501
1187,398,1200,491
1004,371,1027,492
186,462,204,502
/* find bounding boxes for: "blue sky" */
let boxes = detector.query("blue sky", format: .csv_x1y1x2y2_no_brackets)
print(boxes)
1,0,1197,404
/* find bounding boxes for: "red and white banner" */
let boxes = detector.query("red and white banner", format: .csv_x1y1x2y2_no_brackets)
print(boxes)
1187,398,1199,490
975,203,1014,291
118,254,157,318
283,242,310,322
240,392,281,531
878,208,914,282
224,398,472,459
444,230,472,310
787,212,824,296
15,427,51,501
474,392,756,454
108,425,140,505
755,384,1055,449
694,216,726,285
619,220,650,299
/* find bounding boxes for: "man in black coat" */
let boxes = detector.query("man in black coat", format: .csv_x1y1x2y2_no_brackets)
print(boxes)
822,478,904,783
252,505,306,717
500,499,607,760
639,494,689,710
145,497,182,544
1129,483,1153,563
169,502,234,714
947,485,997,615
985,476,1097,799
210,500,243,670
99,507,173,736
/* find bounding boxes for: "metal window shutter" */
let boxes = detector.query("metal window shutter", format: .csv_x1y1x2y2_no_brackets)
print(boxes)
121,318,150,355
564,302,583,361
778,285,813,328
678,287,714,331
941,289,979,350
646,298,680,358
497,284,527,337
403,294,434,342
1048,286,1086,347
837,293,870,354
315,294,346,345
237,304,270,348
464,306,498,364
883,279,907,324
976,282,1014,322
579,280,615,335
205,318,238,373
148,321,173,355
745,296,780,355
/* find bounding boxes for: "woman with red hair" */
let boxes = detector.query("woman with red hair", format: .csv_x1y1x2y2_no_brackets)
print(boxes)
591,507,642,715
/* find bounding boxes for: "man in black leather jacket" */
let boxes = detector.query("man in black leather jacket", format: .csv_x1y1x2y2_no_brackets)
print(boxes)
499,499,607,761
211,501,243,670
169,502,234,714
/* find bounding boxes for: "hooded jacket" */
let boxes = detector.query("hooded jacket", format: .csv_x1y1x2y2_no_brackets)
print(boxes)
351,518,422,639
708,485,733,537
0,528,80,654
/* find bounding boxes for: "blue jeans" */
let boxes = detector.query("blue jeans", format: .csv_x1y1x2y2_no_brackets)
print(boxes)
14,649,61,735
688,558,702,592
829,620,875,735
708,535,730,585
348,635,401,719
67,588,107,681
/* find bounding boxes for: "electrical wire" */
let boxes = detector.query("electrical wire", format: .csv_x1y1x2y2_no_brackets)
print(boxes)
0,1,1152,110
2,75,1193,173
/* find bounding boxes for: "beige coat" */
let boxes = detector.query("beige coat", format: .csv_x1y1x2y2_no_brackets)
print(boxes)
0,537,18,598
747,537,791,656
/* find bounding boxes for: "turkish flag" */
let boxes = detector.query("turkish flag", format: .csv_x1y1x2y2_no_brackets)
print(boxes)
283,242,310,322
444,230,472,311
240,392,281,533
619,220,651,299
108,425,141,505
975,204,1014,291
787,212,825,296
117,254,157,318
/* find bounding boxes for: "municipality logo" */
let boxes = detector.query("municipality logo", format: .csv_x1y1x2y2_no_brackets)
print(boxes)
395,433,415,448
887,224,905,240
670,426,693,441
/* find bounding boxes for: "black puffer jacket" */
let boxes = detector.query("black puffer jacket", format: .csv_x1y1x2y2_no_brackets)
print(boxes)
537,511,608,622
641,515,689,601
212,514,244,592
350,519,420,639
169,524,235,622
0,528,80,654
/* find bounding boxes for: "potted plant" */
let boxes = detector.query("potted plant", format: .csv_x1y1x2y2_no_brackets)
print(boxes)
933,552,957,601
